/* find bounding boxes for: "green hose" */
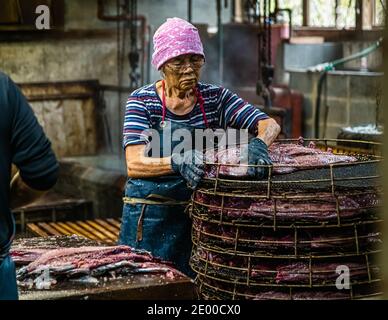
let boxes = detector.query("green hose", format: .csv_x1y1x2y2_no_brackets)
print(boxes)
308,37,383,73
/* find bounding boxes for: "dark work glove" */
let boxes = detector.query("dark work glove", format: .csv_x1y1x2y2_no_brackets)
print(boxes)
245,138,272,179
171,150,205,190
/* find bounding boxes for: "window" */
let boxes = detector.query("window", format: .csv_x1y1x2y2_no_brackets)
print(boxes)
309,0,336,27
374,0,386,26
276,0,303,26
244,0,303,26
309,0,356,28
335,0,356,29
243,0,383,30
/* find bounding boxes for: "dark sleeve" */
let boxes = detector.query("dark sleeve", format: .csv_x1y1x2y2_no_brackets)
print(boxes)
8,76,59,190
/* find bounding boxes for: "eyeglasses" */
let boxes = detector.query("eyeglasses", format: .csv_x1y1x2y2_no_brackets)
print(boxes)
165,55,205,72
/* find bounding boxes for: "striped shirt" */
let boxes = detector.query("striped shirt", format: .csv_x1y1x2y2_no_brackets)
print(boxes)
123,82,269,148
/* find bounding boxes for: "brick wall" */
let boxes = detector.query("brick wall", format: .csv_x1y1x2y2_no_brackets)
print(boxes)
289,70,383,138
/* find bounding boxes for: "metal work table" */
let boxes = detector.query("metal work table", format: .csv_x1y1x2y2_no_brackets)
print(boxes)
12,236,195,300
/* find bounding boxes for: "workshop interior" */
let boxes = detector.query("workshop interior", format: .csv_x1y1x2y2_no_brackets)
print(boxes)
0,0,386,300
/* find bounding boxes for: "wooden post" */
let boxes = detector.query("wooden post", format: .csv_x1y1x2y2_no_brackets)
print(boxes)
383,12,388,301
356,0,363,30
188,0,192,22
335,0,339,28
302,0,309,26
234,0,244,23
362,0,374,29
356,0,374,30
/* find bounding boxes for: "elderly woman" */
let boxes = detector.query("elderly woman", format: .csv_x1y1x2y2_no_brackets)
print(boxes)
119,18,280,276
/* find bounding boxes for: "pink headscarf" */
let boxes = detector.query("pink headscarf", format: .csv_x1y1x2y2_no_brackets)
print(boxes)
152,17,205,70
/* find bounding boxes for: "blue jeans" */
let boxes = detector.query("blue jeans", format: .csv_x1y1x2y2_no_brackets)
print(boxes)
0,255,18,300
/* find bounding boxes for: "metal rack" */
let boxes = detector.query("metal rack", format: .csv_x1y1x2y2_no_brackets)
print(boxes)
196,277,383,300
201,138,381,194
190,139,383,300
192,188,381,228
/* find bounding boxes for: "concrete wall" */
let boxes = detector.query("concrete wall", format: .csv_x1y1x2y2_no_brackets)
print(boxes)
282,42,383,72
0,36,126,155
289,70,383,138
343,41,384,71
0,0,231,156
0,38,119,84
65,0,231,31
19,81,102,158
1,0,231,84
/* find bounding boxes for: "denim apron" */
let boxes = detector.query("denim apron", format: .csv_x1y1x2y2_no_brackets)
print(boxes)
119,81,208,277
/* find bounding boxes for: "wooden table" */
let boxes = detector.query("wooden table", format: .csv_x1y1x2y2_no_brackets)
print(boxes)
12,236,195,300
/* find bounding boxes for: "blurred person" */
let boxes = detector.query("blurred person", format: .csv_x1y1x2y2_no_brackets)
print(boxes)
0,72,59,300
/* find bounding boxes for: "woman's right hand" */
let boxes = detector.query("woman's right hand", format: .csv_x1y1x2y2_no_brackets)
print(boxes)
171,150,205,190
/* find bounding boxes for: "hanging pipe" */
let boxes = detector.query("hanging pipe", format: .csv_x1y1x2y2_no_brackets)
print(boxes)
97,0,147,86
216,0,224,84
188,0,192,22
272,8,293,40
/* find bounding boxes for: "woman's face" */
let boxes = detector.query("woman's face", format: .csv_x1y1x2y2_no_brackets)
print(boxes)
162,54,204,91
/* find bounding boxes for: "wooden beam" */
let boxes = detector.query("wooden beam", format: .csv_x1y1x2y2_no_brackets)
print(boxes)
356,0,374,30
234,0,244,23
383,16,388,301
356,0,363,30
0,29,119,42
363,0,374,29
292,27,383,41
302,0,309,26
52,0,65,28
335,0,339,28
